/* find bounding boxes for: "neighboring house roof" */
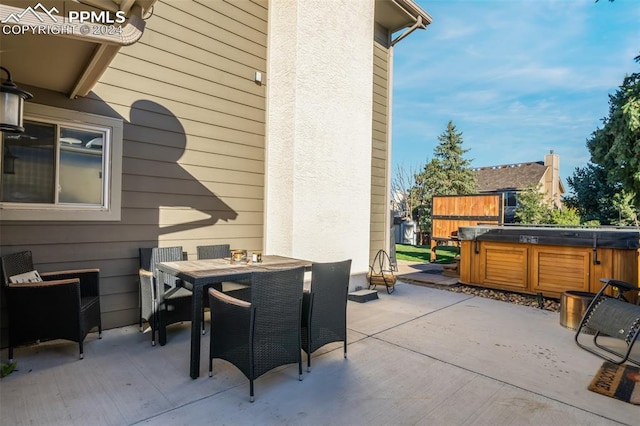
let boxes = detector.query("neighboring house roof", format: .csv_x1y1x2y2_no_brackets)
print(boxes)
474,162,547,192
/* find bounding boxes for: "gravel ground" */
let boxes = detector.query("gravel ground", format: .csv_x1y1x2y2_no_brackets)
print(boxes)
446,284,561,312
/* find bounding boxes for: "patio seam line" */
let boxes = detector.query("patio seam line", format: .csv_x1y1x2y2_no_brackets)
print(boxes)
347,293,477,339
369,335,626,426
130,386,240,425
365,320,627,425
129,362,307,424
413,375,506,426
135,301,482,426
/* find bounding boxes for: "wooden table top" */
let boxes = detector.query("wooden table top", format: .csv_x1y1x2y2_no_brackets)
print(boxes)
157,255,312,282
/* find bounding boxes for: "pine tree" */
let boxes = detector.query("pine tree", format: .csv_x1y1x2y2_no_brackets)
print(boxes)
428,120,476,196
411,121,476,231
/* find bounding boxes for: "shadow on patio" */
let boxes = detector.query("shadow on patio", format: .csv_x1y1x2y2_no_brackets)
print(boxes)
1,281,638,425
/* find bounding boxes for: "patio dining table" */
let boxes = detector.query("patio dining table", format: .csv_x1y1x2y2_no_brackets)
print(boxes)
157,255,312,379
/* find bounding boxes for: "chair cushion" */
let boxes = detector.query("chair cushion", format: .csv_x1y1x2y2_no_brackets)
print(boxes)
9,270,43,284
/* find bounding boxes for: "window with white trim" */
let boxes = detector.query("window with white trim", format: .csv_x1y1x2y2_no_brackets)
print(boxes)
0,104,122,221
503,191,517,208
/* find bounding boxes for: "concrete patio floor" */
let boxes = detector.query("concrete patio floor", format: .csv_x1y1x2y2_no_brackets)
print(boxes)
1,273,638,425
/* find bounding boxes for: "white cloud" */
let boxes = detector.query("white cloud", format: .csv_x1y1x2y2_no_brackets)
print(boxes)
391,0,639,191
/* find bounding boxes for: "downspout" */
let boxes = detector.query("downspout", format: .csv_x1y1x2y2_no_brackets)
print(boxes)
391,15,425,46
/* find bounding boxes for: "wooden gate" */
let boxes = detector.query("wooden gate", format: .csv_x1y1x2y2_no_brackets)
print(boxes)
431,194,504,260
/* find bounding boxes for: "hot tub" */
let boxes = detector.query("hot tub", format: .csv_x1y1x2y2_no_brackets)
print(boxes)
457,226,640,298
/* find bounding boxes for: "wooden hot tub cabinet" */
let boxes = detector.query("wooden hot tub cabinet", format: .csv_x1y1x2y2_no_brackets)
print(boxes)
458,226,640,299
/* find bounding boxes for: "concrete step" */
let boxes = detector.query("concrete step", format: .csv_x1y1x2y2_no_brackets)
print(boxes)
348,289,379,303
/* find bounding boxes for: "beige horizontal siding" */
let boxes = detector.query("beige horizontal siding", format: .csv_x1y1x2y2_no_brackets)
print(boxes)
0,0,268,338
370,38,390,262
156,2,266,59
122,192,264,212
98,66,265,119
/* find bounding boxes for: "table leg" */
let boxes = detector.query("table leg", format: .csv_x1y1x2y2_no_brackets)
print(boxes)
190,284,202,379
158,309,167,346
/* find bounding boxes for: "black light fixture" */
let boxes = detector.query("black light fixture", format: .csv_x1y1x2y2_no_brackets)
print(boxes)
0,66,33,133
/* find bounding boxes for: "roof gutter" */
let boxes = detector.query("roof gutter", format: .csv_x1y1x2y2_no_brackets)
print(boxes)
389,0,432,46
394,0,433,26
391,15,425,46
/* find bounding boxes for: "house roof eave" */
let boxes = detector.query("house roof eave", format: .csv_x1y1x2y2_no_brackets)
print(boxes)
375,0,432,36
0,0,157,99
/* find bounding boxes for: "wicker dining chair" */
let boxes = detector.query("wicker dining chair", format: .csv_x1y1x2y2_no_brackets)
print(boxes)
197,243,251,291
139,246,193,346
302,259,352,372
575,278,640,365
0,250,102,360
196,244,231,260
208,267,305,402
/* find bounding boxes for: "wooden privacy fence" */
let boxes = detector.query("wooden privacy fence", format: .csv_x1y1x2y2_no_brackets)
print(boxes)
431,194,504,261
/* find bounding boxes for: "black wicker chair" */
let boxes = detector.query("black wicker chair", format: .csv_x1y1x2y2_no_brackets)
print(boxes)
139,247,193,346
197,244,231,260
197,243,251,292
196,244,231,335
208,267,305,402
0,250,102,360
575,278,640,366
302,259,352,372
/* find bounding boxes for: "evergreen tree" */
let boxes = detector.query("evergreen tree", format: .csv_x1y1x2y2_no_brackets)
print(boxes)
411,121,476,231
431,121,477,195
514,186,550,224
586,57,640,209
564,163,623,225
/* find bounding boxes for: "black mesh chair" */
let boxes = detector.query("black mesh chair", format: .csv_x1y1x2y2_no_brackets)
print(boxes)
575,278,640,365
197,243,250,295
196,244,240,335
139,247,193,346
197,244,231,260
208,267,305,402
302,259,352,372
0,250,102,360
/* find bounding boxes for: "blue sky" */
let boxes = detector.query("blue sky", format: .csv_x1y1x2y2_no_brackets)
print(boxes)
391,0,640,191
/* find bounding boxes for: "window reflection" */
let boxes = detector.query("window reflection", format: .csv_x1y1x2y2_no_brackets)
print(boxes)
59,127,104,204
1,121,55,203
0,122,105,205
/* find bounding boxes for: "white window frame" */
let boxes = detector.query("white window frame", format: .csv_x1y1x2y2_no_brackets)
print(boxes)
0,103,123,221
503,191,518,208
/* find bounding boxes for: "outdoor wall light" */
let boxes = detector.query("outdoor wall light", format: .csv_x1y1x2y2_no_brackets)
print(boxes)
0,66,33,133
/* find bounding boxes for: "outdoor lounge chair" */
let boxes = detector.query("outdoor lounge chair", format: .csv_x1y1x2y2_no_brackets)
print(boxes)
139,246,193,346
575,278,640,366
0,250,102,360
302,259,352,372
208,267,305,402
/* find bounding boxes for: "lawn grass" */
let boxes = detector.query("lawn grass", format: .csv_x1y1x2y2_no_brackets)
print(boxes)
395,244,458,264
